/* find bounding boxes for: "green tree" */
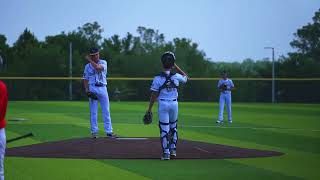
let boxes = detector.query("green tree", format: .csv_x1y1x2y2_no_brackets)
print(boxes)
77,21,103,48
279,9,320,78
0,34,9,71
0,34,9,51
290,9,320,60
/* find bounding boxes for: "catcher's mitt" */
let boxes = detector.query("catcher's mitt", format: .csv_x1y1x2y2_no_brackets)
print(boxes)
143,111,153,125
87,91,98,100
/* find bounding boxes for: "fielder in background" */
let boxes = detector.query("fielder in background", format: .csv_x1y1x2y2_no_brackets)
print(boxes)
83,48,115,138
0,80,8,180
217,71,235,124
146,52,188,160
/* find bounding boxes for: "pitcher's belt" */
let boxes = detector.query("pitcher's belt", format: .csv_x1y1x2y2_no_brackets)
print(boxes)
94,83,106,87
159,99,177,101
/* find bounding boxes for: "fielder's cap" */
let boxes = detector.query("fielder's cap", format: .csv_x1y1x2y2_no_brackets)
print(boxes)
221,70,228,75
89,47,99,55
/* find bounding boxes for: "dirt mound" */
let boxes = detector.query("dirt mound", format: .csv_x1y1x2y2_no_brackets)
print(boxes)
6,137,284,159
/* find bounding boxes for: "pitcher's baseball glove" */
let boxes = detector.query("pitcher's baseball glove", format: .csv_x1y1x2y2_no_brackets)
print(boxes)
222,84,228,91
143,111,153,125
87,91,98,100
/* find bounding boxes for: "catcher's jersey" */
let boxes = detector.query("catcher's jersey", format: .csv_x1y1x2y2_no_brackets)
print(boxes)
217,78,234,94
150,71,187,100
83,59,108,85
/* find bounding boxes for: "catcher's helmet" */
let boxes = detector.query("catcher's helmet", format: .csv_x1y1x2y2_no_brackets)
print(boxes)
161,51,175,69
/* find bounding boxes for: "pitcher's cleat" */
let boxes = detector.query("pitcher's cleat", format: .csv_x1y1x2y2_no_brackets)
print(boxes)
106,133,117,138
161,153,170,160
92,133,98,139
228,120,233,124
170,149,177,157
216,120,223,124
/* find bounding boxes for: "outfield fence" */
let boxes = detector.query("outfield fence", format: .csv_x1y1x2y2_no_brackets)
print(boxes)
1,77,320,103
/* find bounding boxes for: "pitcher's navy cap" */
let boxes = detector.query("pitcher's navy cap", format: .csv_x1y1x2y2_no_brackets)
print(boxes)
89,47,99,55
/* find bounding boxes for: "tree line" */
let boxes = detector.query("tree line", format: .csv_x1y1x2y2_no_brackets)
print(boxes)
0,9,319,102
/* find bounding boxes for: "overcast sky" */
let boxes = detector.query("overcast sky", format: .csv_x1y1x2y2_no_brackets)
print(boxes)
0,0,319,62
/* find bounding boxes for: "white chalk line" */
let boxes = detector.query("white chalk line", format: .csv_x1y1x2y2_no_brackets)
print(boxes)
180,125,320,132
194,146,210,153
116,137,148,140
181,125,320,132
8,122,320,132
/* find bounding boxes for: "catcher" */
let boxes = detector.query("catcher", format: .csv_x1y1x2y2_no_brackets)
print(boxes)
217,70,235,124
145,51,188,160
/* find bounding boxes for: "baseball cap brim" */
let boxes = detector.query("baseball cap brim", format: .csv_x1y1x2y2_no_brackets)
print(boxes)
89,52,99,56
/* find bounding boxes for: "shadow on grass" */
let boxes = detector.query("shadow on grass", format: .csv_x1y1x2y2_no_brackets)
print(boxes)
100,159,300,180
6,123,90,143
184,124,320,154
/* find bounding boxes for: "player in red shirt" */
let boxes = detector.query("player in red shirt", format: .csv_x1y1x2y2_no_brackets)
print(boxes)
0,80,7,180
0,81,7,128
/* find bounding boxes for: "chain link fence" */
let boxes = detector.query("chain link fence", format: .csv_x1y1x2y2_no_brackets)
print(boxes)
1,78,320,103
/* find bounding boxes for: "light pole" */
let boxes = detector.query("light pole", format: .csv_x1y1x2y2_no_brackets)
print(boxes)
69,42,73,101
264,47,275,103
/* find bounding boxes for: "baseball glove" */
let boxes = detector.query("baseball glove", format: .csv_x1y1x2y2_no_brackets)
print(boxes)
222,84,228,91
143,111,153,125
87,91,98,100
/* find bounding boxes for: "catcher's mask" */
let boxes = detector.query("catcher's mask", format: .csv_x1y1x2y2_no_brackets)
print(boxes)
161,51,175,69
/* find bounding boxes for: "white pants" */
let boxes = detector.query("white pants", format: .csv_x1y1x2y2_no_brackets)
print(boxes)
218,93,232,121
89,85,113,134
0,128,6,180
158,100,178,154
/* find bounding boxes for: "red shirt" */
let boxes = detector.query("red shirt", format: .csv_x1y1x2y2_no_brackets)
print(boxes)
0,80,7,129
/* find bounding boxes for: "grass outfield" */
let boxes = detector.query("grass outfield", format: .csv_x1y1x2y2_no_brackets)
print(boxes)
5,101,320,180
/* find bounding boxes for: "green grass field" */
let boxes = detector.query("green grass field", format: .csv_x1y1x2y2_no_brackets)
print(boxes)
5,101,320,180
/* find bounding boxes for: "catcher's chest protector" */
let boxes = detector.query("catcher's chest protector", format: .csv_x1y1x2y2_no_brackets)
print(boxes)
158,72,178,92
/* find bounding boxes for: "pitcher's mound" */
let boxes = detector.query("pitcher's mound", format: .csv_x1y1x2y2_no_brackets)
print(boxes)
6,137,284,159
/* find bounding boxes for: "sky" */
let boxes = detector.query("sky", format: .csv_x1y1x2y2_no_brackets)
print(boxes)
0,0,319,62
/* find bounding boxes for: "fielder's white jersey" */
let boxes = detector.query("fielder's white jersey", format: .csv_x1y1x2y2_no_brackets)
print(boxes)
83,59,108,85
217,78,234,94
150,71,187,100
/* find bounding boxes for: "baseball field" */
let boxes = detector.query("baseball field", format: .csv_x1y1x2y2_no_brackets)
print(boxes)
5,101,320,180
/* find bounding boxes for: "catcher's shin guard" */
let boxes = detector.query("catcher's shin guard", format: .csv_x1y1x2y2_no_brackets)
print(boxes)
159,121,170,154
169,119,178,150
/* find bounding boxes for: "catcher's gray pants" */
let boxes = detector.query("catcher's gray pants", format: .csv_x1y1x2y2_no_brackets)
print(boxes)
218,92,232,121
158,100,178,154
0,128,5,180
89,85,113,135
